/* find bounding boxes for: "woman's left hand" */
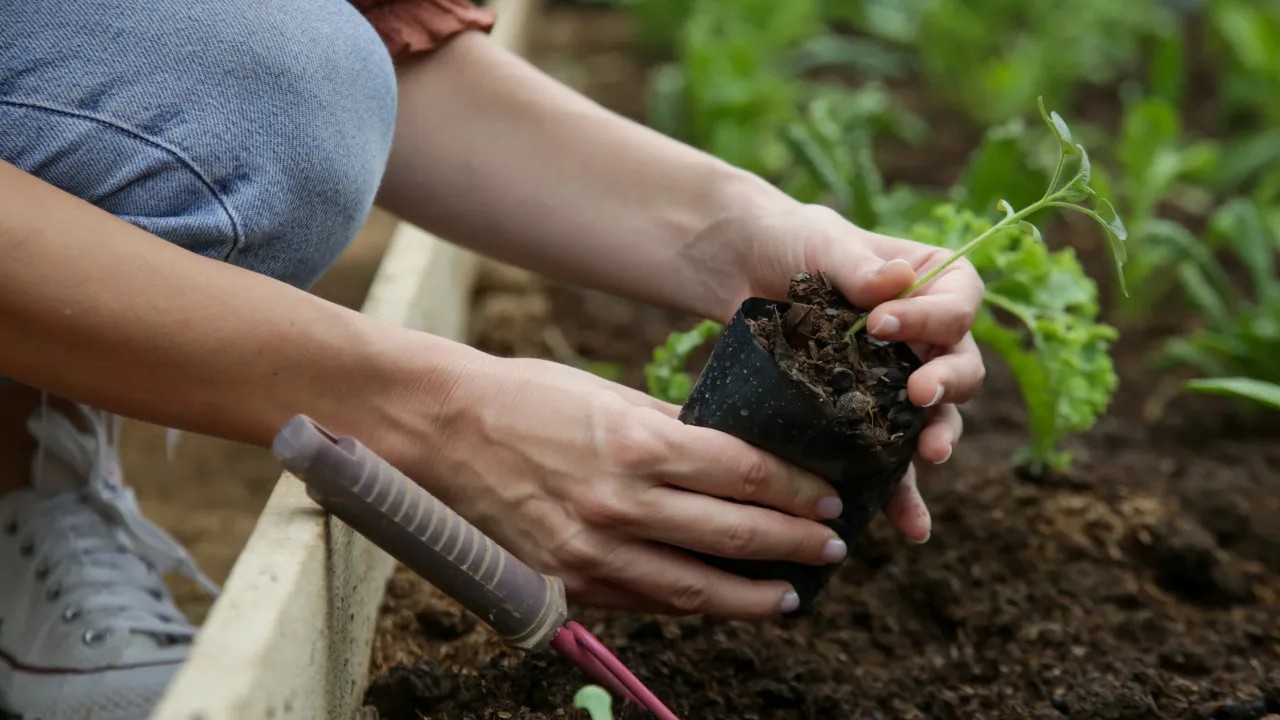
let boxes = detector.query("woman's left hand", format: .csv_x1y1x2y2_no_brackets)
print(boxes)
682,201,987,544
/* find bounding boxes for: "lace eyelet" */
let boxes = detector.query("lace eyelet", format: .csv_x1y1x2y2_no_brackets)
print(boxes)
45,585,61,601
82,627,112,646
34,563,49,581
18,540,34,559
62,606,81,623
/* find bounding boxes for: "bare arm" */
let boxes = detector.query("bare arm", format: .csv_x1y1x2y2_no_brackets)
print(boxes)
376,30,790,320
0,159,465,449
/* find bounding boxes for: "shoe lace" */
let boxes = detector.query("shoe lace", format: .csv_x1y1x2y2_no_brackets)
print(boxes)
20,402,220,641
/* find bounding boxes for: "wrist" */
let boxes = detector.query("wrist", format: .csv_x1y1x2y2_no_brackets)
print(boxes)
341,324,489,485
681,164,801,321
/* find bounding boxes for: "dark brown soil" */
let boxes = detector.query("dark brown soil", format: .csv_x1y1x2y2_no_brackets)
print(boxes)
362,7,1280,720
365,260,1280,720
748,271,920,448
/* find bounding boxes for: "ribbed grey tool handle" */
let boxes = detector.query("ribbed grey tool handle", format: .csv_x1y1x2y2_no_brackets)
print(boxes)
271,414,567,652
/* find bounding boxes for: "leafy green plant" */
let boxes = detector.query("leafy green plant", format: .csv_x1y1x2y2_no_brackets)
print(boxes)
1154,197,1280,413
645,319,723,403
788,96,1127,473
846,97,1130,335
912,0,1179,125
899,205,1120,472
1089,94,1220,320
780,83,929,229
573,685,615,720
645,0,826,179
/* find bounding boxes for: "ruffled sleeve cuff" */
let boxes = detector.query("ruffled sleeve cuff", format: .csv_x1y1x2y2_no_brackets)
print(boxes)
355,0,497,62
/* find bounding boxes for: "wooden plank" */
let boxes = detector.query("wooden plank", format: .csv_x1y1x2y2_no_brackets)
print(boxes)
151,5,540,717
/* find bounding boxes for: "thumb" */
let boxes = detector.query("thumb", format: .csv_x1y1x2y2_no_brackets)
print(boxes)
819,235,917,310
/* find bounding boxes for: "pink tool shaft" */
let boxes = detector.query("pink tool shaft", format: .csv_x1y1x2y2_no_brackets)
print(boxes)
552,622,681,720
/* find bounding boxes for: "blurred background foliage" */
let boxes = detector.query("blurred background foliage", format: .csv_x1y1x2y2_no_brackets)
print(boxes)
574,0,1279,467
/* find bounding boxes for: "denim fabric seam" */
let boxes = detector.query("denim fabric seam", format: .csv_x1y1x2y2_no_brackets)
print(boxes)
0,98,244,259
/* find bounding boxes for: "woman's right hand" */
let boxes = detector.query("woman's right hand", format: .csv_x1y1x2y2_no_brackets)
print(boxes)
390,351,849,620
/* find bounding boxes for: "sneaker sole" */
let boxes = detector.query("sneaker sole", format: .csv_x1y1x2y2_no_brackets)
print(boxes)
0,654,183,720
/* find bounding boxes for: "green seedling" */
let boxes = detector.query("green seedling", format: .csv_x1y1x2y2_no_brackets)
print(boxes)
781,94,1125,472
573,685,615,720
901,204,1119,473
844,96,1129,340
645,319,723,404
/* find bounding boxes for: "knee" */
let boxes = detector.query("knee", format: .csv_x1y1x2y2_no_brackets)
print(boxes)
198,1,401,288
1,0,400,289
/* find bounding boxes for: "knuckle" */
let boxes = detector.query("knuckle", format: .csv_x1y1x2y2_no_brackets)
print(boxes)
799,202,846,227
579,490,638,528
668,577,711,613
950,304,979,336
603,416,670,473
734,453,772,501
722,520,757,558
558,535,606,575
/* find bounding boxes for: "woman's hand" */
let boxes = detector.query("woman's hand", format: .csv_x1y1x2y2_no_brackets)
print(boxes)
682,202,988,544
388,348,851,620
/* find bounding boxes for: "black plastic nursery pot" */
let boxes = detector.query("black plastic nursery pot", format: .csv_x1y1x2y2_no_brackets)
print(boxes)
678,284,925,610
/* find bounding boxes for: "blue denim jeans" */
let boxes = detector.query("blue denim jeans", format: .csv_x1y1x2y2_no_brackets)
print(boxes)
0,0,399,289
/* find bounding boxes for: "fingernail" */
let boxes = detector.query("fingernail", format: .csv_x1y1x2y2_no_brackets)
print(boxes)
779,591,800,614
876,258,912,277
815,496,843,519
932,444,953,464
870,314,901,337
910,531,931,545
922,383,945,407
822,538,848,563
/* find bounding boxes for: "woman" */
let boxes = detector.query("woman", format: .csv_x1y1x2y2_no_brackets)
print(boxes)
0,1,984,717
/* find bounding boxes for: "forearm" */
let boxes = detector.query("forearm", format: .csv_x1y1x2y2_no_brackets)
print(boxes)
0,160,468,450
376,30,792,319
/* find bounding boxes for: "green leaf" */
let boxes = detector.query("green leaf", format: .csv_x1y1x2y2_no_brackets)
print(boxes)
645,319,723,404
954,119,1044,214
899,204,1117,472
1073,144,1093,188
1061,186,1093,203
786,33,912,77
997,199,1015,220
1177,263,1231,330
1184,377,1280,411
782,122,852,214
1118,97,1181,188
1096,197,1129,242
1018,220,1043,244
1037,96,1078,156
1209,198,1280,306
573,685,615,720
1092,197,1130,298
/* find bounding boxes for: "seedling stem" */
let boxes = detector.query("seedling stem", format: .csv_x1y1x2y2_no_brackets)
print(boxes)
844,97,1128,341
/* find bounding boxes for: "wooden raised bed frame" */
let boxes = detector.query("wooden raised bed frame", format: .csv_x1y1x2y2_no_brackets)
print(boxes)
151,3,541,717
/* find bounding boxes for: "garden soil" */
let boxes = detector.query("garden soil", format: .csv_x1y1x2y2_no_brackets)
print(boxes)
363,6,1280,720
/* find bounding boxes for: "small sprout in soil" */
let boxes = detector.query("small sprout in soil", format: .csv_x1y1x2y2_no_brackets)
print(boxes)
645,318,724,404
844,95,1130,340
572,685,614,720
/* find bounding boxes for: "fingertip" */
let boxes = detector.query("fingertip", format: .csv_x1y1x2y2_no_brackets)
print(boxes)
840,258,916,308
917,422,954,464
779,589,801,614
876,258,916,283
885,465,931,543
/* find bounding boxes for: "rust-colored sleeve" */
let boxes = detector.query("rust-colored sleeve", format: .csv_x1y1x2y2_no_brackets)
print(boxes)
352,0,497,62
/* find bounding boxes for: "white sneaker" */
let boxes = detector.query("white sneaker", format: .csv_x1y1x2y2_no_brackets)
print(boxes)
0,404,219,720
